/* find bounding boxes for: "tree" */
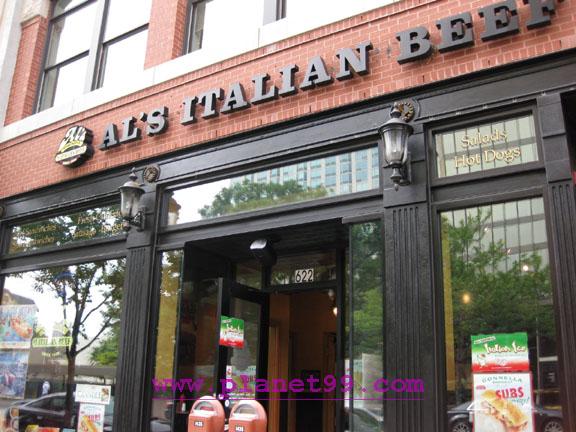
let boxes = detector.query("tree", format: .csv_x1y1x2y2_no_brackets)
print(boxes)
32,259,124,426
8,206,125,427
199,179,329,218
443,209,554,403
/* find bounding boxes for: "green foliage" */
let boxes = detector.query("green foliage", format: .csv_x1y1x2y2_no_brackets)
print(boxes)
351,222,383,356
90,324,120,366
443,209,554,403
199,180,329,218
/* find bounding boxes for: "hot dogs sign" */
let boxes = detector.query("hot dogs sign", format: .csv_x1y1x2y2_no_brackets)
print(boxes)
434,114,538,178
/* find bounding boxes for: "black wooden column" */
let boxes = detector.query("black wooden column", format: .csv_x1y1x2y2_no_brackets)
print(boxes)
538,94,576,432
382,123,437,432
113,186,158,432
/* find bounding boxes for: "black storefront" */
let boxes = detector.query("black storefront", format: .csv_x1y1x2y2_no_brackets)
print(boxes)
0,49,575,432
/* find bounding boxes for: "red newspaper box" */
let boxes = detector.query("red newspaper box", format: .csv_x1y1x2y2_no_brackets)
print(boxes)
187,396,225,432
228,400,267,432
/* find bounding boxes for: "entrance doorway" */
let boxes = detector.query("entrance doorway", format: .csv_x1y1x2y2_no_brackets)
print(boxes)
268,290,337,432
172,221,347,432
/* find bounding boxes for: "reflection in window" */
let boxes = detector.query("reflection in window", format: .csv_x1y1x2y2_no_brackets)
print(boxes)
347,221,383,432
167,147,379,224
442,198,561,428
8,204,123,254
151,251,183,431
0,259,125,431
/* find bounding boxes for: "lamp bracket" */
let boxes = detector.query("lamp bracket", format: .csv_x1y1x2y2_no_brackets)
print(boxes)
123,206,146,232
394,100,417,122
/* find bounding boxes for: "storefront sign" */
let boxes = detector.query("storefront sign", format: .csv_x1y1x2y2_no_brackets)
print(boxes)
435,114,537,178
58,1,559,162
75,384,112,405
219,316,245,349
77,403,105,432
472,333,529,373
8,205,123,254
472,373,534,432
55,126,94,167
397,0,560,63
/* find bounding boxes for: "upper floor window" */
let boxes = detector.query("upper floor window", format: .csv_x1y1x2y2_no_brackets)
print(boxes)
263,0,286,24
38,0,151,112
185,0,207,53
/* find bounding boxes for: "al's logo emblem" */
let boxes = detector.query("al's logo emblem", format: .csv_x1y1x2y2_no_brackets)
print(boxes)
55,126,94,167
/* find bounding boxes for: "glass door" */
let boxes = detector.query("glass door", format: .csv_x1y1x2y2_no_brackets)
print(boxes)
172,245,269,425
215,279,269,414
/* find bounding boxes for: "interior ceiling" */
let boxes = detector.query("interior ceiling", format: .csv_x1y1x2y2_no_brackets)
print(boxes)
192,220,348,262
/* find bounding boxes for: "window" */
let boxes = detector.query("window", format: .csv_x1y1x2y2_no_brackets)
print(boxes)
263,0,286,24
347,221,384,432
0,259,125,431
166,146,379,224
441,198,562,431
38,0,151,111
184,0,207,53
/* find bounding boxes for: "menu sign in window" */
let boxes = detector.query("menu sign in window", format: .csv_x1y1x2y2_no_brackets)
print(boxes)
8,205,123,254
435,114,538,178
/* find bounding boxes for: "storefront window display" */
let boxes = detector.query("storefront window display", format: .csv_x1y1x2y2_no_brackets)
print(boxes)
441,198,561,432
0,259,125,431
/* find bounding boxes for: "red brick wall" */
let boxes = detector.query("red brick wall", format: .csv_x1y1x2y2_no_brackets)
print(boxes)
4,16,48,126
1,0,576,199
145,0,188,68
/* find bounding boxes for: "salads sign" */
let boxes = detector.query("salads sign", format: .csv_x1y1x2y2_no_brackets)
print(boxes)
471,333,529,373
55,0,562,167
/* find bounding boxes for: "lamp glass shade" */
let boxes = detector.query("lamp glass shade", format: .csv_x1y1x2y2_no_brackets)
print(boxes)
380,123,411,166
119,184,144,219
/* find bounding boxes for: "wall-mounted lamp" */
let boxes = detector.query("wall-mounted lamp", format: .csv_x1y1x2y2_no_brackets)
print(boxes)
378,102,415,191
119,168,146,231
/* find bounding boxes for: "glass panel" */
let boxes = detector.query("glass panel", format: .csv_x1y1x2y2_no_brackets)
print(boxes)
99,29,148,89
8,204,123,254
46,3,96,66
434,114,538,178
236,260,262,289
104,0,151,41
225,298,260,409
53,0,91,17
168,278,220,430
442,198,561,432
348,221,383,432
39,54,89,111
188,0,207,52
271,251,336,285
151,251,183,432
0,259,125,431
167,146,379,224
